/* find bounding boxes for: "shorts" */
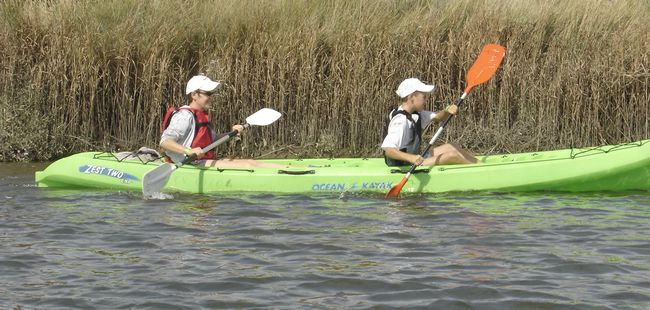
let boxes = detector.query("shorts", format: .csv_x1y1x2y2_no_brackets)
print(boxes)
384,157,410,167
384,148,410,167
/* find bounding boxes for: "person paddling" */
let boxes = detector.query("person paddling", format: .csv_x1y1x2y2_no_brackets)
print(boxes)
160,75,288,168
381,78,478,167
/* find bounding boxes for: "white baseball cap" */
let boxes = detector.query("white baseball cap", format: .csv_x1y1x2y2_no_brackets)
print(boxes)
185,75,221,95
395,78,435,98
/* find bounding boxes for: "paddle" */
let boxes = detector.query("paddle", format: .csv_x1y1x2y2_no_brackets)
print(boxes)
142,108,282,196
385,44,506,198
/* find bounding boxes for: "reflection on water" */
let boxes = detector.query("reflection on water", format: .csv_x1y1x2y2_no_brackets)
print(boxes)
1,165,650,309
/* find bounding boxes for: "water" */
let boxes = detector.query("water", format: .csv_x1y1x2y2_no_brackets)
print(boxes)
2,163,650,309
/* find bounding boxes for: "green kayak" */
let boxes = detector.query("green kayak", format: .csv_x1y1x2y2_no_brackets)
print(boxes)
35,140,650,194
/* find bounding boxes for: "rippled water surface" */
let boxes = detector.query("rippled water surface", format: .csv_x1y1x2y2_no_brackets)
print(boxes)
2,163,650,309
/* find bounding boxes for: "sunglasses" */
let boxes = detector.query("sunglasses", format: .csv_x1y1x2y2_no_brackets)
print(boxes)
196,90,214,96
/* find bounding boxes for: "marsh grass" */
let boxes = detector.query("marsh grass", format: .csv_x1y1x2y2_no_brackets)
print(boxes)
1,0,648,161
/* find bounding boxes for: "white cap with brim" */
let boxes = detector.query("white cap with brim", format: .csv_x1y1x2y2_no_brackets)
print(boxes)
395,78,435,98
185,75,221,95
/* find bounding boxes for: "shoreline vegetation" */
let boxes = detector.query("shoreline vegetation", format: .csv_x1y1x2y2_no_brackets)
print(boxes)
1,0,648,162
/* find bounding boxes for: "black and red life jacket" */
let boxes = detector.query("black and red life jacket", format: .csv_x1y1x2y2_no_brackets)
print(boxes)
161,106,216,160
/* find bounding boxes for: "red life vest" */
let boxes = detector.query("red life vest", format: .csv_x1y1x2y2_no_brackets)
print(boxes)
161,106,216,160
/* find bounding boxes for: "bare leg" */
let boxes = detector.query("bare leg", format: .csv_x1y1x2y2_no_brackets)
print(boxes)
448,143,479,163
422,143,478,165
202,158,292,169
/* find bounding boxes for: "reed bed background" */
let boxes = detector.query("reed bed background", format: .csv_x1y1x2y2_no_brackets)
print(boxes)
1,0,648,161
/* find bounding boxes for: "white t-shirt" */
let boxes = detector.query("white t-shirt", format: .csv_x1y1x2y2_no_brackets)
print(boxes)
381,107,436,154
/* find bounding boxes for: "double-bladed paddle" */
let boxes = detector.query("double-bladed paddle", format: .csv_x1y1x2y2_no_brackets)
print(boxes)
385,44,506,198
142,108,282,196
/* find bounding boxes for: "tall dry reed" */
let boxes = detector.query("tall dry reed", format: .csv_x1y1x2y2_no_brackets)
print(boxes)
1,0,648,161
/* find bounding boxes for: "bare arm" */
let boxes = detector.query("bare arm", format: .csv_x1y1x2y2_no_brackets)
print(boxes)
383,147,424,165
160,139,190,155
432,104,458,122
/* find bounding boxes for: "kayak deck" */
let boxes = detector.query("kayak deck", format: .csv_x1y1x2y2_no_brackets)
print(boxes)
35,140,650,194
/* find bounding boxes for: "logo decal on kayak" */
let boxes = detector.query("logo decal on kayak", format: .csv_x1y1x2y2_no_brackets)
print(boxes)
311,181,393,191
79,165,139,184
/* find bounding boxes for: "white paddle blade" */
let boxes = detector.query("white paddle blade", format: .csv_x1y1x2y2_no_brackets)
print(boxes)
142,163,176,196
245,108,282,126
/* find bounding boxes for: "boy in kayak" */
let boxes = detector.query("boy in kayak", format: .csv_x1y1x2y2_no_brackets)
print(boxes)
381,78,478,166
160,75,287,168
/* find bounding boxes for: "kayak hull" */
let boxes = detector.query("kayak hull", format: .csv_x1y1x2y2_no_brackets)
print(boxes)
35,140,650,194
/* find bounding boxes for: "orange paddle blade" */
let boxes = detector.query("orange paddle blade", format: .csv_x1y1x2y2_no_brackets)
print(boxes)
385,177,408,198
464,44,505,94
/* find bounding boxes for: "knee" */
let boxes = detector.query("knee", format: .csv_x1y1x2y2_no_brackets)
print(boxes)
439,143,460,153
